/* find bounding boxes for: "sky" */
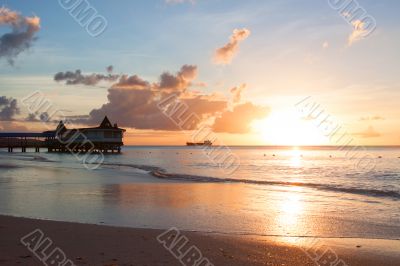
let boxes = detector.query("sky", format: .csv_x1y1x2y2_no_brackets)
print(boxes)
0,0,399,145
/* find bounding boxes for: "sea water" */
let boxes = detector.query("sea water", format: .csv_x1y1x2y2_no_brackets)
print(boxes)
0,146,399,239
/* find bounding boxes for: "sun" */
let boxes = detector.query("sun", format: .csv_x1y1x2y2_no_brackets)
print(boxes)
252,108,328,146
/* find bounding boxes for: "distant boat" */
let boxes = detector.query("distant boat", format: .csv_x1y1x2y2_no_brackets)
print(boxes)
186,140,212,146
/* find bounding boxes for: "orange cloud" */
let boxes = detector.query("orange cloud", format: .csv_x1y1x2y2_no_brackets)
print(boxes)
0,121,27,131
212,102,269,134
214,28,251,65
230,84,246,104
348,20,368,46
353,126,382,138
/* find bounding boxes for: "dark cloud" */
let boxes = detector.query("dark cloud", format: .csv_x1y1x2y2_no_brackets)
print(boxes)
83,89,227,131
0,96,19,121
0,7,40,65
25,112,50,122
112,74,150,89
25,113,37,122
85,88,177,130
212,102,269,134
106,65,114,73
54,69,120,86
158,65,197,91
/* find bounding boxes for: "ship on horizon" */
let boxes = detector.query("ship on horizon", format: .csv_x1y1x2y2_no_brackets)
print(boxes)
186,140,213,146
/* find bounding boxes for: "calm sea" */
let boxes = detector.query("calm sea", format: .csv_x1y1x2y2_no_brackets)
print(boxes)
0,146,399,239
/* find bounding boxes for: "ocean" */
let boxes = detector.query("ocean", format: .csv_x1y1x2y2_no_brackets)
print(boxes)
0,146,399,240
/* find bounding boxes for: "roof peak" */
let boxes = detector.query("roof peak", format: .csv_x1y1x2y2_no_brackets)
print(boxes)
99,116,113,128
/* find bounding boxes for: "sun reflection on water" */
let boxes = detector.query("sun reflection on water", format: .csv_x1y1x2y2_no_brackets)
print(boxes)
289,147,303,167
276,186,306,240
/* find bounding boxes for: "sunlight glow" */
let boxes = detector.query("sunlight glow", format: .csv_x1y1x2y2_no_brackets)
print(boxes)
289,147,302,167
252,109,328,146
275,187,306,238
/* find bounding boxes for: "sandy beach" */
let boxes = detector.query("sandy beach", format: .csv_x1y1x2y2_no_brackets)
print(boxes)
0,215,399,266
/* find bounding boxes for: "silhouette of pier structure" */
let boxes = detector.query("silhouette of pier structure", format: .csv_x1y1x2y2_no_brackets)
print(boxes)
0,116,125,153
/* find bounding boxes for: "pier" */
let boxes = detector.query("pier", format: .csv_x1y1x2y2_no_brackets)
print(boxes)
0,116,125,154
0,132,55,153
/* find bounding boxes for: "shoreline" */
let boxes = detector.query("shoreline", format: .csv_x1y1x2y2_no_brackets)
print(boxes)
1,215,399,266
3,213,400,241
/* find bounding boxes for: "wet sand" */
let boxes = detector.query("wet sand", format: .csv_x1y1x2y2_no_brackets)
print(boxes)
0,215,399,266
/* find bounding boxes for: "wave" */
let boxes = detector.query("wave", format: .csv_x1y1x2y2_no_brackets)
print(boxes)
102,163,400,200
6,154,54,163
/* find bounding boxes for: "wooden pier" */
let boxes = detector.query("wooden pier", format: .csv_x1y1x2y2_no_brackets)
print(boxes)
0,133,53,153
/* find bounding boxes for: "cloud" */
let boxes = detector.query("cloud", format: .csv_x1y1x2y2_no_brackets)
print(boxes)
158,65,197,91
106,65,114,73
0,96,19,121
212,102,269,134
348,20,368,46
230,84,246,104
0,121,27,131
112,74,150,89
214,28,251,65
84,89,227,131
0,7,40,65
54,69,120,86
25,112,50,122
70,65,226,131
359,116,385,121
353,126,381,138
60,65,268,133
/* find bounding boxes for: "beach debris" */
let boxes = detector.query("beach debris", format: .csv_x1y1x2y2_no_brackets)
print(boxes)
356,245,362,248
378,156,382,159
19,255,31,259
